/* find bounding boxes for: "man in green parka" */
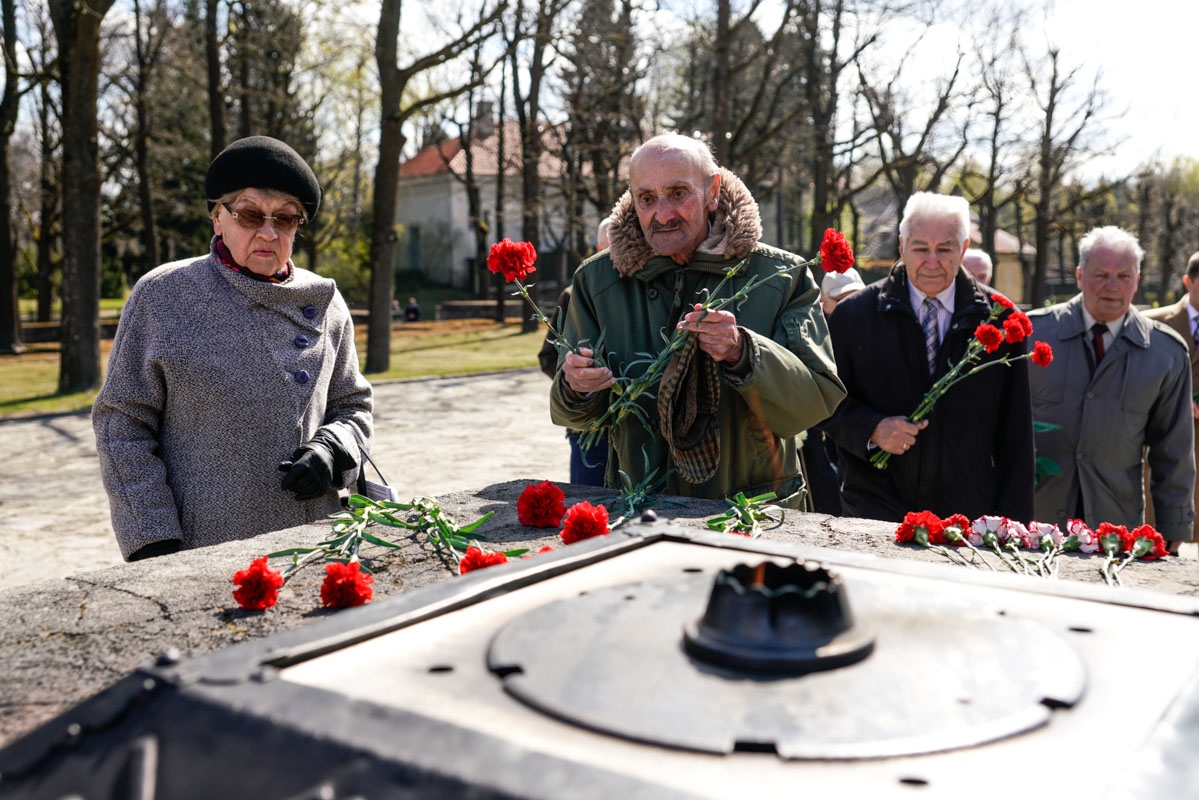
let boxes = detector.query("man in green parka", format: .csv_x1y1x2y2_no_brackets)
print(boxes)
549,134,845,505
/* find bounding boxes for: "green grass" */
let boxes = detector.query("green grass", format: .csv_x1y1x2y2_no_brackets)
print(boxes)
0,321,543,419
0,353,102,417
19,297,128,319
363,324,544,381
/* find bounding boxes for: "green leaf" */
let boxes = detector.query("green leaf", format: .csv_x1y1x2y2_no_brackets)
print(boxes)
501,548,529,558
1035,455,1062,479
361,531,404,549
267,547,317,557
346,494,373,508
457,510,494,534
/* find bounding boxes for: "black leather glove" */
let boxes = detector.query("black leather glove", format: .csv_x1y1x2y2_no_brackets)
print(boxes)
128,539,182,561
278,429,357,501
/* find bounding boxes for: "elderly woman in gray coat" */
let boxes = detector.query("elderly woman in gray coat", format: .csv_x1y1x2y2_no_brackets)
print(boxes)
93,136,373,561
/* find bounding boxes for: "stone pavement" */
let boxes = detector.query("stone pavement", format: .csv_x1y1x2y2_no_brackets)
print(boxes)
0,368,570,590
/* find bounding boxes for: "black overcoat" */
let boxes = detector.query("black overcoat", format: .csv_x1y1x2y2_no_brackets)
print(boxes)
822,264,1035,523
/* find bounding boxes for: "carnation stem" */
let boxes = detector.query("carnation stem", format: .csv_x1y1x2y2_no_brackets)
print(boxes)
575,259,798,449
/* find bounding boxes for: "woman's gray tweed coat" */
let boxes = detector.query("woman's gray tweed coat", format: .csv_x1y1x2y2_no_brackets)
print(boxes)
93,252,374,560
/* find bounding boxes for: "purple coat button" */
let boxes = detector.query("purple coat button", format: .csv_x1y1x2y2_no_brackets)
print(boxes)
302,305,317,319
295,370,310,384
294,334,310,348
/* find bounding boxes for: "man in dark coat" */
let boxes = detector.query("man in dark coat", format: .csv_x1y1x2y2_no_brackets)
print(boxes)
823,192,1035,523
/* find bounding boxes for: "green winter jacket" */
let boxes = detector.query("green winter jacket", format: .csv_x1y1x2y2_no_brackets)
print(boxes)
549,169,845,505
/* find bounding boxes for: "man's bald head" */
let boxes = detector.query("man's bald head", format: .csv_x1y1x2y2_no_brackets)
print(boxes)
629,134,719,182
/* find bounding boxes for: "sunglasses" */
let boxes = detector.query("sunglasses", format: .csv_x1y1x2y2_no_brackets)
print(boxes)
222,202,307,232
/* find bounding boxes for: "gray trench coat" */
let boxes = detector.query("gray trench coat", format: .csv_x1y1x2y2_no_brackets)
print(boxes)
93,253,373,559
1029,295,1194,540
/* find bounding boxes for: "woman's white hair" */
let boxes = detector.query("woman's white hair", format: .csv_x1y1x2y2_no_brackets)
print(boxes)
1078,226,1144,272
899,192,971,245
209,187,306,220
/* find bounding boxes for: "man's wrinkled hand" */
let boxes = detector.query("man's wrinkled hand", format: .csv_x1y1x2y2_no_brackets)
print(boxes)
677,303,744,364
562,347,615,395
871,416,929,455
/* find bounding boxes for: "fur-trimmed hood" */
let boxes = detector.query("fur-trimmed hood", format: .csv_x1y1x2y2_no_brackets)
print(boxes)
607,167,763,277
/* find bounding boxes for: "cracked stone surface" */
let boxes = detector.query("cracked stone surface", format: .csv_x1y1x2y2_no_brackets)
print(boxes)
4,478,1199,748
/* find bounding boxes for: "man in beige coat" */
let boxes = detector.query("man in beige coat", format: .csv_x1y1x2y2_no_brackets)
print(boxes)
1143,250,1199,550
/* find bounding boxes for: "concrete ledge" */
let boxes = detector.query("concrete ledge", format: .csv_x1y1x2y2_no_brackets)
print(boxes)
3,480,1198,746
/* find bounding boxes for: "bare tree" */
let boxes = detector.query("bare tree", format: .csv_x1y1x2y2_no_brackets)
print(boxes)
50,0,117,392
802,0,883,251
205,0,224,159
1024,47,1104,305
858,45,972,249
509,0,572,332
0,0,35,353
128,0,168,276
367,0,506,373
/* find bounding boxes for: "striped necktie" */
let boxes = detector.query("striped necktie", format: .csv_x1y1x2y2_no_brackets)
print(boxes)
921,297,942,375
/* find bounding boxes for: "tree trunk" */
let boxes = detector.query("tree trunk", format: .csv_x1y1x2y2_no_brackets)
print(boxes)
0,0,23,353
205,0,225,159
366,0,402,373
51,0,115,393
36,26,58,323
133,0,160,278
711,0,731,164
494,56,507,322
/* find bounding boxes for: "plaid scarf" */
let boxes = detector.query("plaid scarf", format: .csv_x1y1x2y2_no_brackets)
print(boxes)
658,333,722,484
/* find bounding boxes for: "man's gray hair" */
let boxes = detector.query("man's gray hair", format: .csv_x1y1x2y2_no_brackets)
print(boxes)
963,248,993,273
629,133,720,180
899,192,971,245
1078,226,1144,272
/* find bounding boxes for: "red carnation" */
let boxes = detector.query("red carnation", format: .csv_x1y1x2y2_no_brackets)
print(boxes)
523,545,556,559
1096,522,1128,555
560,501,610,544
974,323,1004,353
818,228,855,274
487,238,537,283
1129,524,1169,560
1031,341,1053,367
990,293,1014,310
942,513,971,546
895,510,945,544
232,556,285,610
459,544,510,574
1003,311,1033,344
319,561,374,608
516,480,567,527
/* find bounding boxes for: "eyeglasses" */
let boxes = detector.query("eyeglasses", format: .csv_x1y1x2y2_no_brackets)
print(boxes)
222,202,306,232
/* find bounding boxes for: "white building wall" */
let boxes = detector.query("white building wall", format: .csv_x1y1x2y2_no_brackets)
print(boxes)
396,173,606,290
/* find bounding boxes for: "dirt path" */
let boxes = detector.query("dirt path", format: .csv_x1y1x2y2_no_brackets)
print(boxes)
0,369,568,589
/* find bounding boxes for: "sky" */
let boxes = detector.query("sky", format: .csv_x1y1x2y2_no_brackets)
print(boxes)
1042,0,1199,176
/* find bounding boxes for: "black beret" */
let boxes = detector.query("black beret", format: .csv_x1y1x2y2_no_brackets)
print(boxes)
205,136,322,220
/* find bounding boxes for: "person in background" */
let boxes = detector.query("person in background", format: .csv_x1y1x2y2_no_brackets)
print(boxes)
93,136,373,561
1030,227,1194,552
1142,251,1199,553
961,248,993,285
537,217,612,485
805,267,867,514
823,192,1034,522
404,296,421,322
